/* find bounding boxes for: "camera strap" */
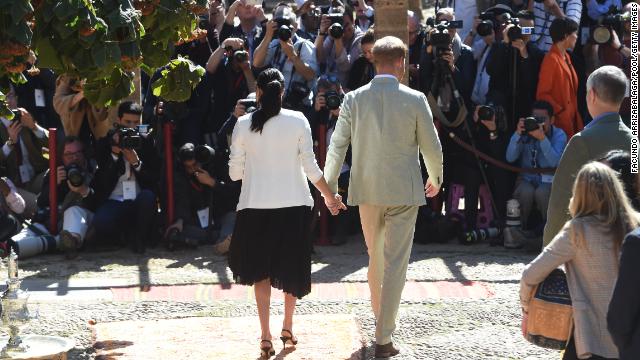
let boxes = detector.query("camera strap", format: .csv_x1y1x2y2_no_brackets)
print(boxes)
426,92,467,128
274,40,306,93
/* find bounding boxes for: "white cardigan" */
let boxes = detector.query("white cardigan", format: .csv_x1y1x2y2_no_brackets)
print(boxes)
229,109,323,211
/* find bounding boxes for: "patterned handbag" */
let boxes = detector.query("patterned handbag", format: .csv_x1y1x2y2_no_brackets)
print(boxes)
524,268,573,350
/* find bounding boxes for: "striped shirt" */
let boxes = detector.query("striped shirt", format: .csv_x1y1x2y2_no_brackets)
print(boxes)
532,0,582,52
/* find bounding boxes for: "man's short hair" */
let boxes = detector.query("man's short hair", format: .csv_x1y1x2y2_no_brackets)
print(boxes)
436,7,455,21
372,36,407,66
532,100,554,117
274,3,297,25
117,101,142,118
587,65,628,105
549,17,578,43
361,28,375,45
516,10,535,21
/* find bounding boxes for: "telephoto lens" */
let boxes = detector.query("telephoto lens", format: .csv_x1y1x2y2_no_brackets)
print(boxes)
324,91,343,110
65,164,85,187
478,105,495,121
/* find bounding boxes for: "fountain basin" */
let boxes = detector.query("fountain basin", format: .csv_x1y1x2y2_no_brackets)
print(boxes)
0,335,74,360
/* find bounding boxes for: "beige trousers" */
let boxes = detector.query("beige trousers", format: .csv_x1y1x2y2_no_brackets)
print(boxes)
359,204,419,345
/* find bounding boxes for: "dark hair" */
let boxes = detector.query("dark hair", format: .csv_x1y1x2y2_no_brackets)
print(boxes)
343,5,355,22
549,17,578,43
598,150,640,210
178,143,196,162
362,28,375,45
516,10,534,21
532,100,554,117
251,68,285,133
117,101,143,119
57,136,85,166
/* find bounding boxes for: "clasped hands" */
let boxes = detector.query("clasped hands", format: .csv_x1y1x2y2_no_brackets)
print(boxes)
324,194,347,216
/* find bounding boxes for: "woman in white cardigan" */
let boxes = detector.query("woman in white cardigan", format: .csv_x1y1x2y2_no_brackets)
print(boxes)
520,162,640,360
227,68,346,359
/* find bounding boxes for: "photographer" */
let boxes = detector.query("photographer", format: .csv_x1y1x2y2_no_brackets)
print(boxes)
0,177,24,256
486,10,544,131
0,86,49,217
531,0,582,52
347,27,375,91
52,74,110,147
91,101,161,253
253,3,317,112
315,6,364,87
295,0,321,42
407,11,425,90
206,37,256,134
469,17,496,106
506,101,567,231
219,0,268,60
35,137,97,258
353,0,374,32
165,143,236,253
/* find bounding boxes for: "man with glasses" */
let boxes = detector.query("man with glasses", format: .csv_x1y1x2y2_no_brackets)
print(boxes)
35,136,97,258
506,100,566,234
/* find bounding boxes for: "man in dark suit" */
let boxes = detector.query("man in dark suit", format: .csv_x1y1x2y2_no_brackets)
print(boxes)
543,65,633,247
90,101,160,253
608,229,640,360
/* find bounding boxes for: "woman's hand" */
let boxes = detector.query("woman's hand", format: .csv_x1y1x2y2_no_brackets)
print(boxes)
324,193,347,215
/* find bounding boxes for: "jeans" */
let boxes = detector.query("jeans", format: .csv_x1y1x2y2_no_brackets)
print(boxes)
92,190,156,250
513,180,551,230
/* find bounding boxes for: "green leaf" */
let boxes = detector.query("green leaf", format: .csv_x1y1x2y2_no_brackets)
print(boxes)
151,56,204,102
34,36,64,70
9,72,27,85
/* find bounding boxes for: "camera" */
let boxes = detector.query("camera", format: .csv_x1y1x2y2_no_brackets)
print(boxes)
327,13,344,38
283,81,310,109
229,48,249,63
477,20,494,37
65,164,85,187
478,105,495,122
110,125,142,150
275,17,294,42
10,109,21,122
507,25,533,41
238,99,258,113
524,116,544,132
591,11,629,44
426,22,454,57
324,90,343,110
198,15,208,30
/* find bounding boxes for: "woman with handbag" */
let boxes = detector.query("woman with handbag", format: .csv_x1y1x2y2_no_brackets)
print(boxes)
520,162,640,360
227,68,346,359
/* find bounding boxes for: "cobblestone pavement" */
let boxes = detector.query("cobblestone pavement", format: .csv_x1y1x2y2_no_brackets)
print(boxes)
4,236,562,360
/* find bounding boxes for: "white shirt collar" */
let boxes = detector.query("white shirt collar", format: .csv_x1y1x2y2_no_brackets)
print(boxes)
374,74,398,80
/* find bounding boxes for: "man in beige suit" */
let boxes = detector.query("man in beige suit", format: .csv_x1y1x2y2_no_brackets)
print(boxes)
324,36,443,358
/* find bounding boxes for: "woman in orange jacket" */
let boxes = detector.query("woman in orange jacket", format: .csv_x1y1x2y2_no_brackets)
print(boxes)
536,18,583,138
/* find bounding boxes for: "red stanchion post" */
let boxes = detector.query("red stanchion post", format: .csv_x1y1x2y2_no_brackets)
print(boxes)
48,128,58,235
315,123,330,246
163,121,175,226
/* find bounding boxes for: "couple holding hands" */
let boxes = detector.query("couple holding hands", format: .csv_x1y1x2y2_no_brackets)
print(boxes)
227,36,443,359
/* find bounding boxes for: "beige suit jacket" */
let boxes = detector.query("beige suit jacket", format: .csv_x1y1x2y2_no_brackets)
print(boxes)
324,76,443,206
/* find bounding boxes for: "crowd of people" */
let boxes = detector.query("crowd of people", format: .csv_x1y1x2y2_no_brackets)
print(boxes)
0,0,635,256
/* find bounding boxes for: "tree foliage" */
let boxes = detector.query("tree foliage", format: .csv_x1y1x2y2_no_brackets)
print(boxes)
0,0,208,118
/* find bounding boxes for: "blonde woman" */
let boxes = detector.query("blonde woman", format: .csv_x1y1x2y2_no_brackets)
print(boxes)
520,162,640,360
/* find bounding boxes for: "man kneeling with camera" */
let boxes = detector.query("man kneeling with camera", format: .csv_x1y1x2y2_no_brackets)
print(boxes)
506,100,567,232
33,137,97,258
91,101,160,253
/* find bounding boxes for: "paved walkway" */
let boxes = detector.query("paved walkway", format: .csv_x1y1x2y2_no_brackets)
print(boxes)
4,236,559,359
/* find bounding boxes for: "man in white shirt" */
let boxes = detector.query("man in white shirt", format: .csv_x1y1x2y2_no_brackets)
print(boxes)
0,86,49,218
532,0,582,52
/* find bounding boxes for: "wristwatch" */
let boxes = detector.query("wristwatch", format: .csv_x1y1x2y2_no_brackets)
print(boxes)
318,32,328,37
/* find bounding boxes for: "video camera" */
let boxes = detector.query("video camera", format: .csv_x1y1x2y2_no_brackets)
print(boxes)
110,124,142,150
275,17,294,42
327,13,344,39
591,10,630,44
425,20,461,56
506,18,534,42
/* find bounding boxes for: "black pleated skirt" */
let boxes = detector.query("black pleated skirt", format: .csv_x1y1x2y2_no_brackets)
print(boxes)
228,206,313,298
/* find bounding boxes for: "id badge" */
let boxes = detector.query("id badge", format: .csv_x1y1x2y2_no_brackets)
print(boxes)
34,89,46,108
197,207,210,229
19,164,33,184
123,180,137,200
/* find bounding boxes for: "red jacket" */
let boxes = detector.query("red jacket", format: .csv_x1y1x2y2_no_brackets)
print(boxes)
536,44,583,138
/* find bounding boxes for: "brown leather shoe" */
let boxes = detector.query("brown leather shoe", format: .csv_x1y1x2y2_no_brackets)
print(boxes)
374,342,400,358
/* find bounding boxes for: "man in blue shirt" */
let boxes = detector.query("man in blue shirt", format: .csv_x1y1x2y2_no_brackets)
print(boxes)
506,100,567,230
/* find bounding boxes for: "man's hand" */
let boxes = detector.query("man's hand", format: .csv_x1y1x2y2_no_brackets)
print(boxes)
122,148,140,166
516,118,526,135
0,178,11,197
56,165,67,186
296,0,313,16
528,125,546,141
194,168,216,187
324,193,347,215
16,108,37,131
233,101,247,118
473,105,497,131
7,121,22,144
425,179,440,198
281,39,296,59
442,50,455,71
319,15,331,34
512,39,528,58
610,29,622,50
265,20,277,41
314,92,326,111
164,218,184,238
